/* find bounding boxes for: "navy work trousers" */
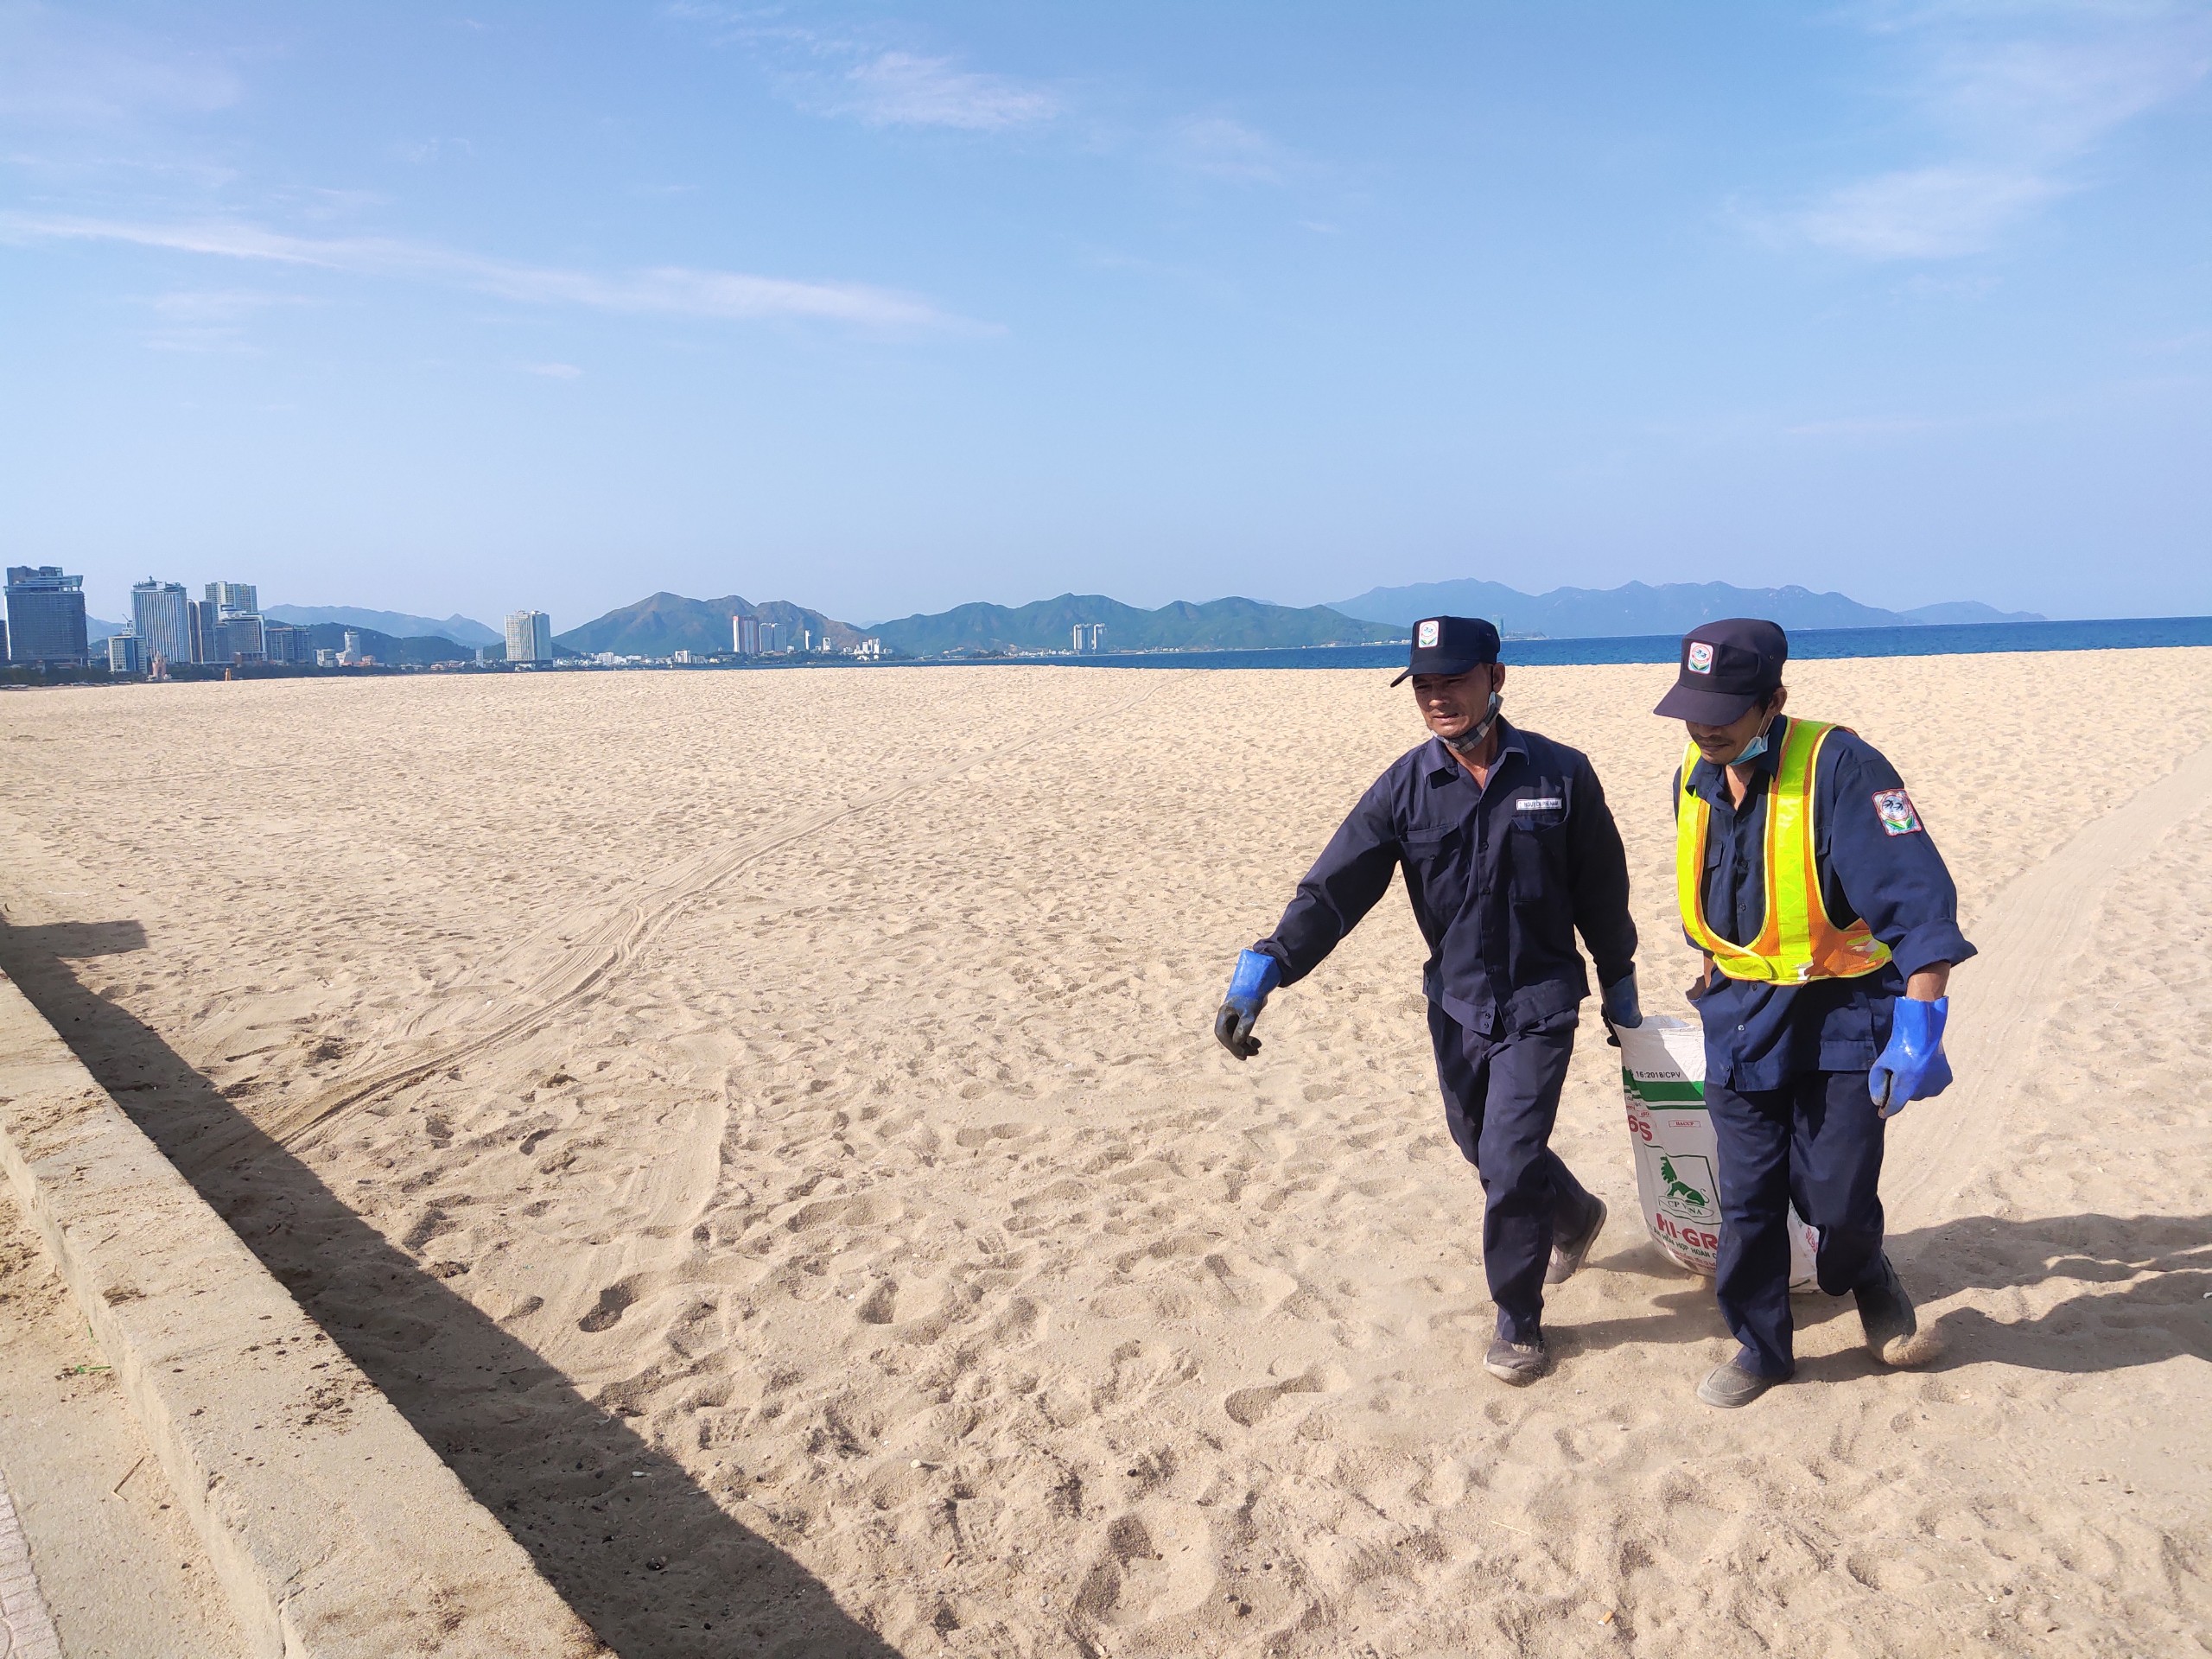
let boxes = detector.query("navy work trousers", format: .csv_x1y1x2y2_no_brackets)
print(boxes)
1426,1001,1593,1344
1705,1069,1889,1377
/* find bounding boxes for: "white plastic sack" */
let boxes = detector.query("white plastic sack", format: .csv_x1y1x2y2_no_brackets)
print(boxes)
1617,1016,1818,1290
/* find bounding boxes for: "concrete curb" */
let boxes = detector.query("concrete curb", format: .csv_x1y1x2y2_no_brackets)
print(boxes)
0,967,611,1659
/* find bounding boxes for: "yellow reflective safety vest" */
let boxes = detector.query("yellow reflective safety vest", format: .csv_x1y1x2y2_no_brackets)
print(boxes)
1675,718,1893,985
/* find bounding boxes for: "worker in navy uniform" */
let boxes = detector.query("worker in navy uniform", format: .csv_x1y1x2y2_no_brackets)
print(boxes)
1213,616,1642,1385
1656,618,1973,1408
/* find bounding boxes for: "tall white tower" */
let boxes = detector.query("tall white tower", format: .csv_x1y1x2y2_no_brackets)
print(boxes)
506,610,553,664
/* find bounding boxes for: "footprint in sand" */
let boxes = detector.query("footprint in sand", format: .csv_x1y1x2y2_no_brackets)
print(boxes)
578,1280,637,1332
1073,1504,1216,1630
1222,1363,1344,1427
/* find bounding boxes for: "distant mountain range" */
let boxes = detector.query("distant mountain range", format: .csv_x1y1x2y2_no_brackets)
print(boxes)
285,622,474,664
871,594,1398,655
253,576,2044,667
267,605,501,647
552,592,864,657
1332,580,2043,637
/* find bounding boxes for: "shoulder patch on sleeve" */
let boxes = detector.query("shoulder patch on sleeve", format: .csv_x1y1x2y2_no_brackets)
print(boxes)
1872,787,1923,836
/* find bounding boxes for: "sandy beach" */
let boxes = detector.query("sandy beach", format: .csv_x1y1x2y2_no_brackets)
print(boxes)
1,651,2207,1657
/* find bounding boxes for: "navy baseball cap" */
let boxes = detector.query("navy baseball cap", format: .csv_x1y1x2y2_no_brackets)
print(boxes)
1653,618,1789,723
1391,615,1501,686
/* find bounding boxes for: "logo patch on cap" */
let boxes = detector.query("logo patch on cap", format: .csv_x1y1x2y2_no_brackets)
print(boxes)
1686,641,1714,675
1417,619,1440,648
1872,789,1922,836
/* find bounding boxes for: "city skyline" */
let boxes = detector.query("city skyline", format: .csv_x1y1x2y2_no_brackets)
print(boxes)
3,5,2206,629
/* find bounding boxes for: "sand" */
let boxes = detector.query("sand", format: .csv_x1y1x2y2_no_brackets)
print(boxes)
0,651,2207,1658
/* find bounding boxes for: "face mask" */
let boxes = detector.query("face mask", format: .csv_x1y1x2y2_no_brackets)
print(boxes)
1446,690,1503,755
1731,710,1777,766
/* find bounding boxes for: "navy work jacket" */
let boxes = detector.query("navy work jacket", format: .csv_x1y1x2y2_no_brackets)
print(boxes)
1255,721,1637,1037
1679,715,1975,1090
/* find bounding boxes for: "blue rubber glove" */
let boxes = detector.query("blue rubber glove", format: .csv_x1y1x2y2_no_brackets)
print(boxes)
1871,996,1953,1118
1214,949,1281,1060
1600,970,1643,1046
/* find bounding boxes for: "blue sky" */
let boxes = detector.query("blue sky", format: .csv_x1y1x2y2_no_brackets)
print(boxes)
3,2,2208,630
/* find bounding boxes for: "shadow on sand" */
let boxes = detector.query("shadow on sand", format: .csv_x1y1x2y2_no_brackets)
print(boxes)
0,916,903,1659
1553,1211,2210,1384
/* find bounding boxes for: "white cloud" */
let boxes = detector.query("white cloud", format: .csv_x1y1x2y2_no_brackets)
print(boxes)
1785,1,2212,259
665,10,1056,132
0,5,239,130
1796,162,2066,257
148,287,308,321
834,51,1057,130
520,362,582,379
2,213,974,331
1171,116,1290,184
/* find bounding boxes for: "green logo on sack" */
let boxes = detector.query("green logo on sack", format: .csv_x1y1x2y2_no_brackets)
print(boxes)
1656,1153,1716,1222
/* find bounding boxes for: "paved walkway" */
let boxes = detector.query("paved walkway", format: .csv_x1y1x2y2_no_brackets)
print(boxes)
0,1469,62,1659
0,1185,244,1659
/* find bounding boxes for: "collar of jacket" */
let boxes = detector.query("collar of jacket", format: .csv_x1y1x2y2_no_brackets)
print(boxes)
1423,717,1527,783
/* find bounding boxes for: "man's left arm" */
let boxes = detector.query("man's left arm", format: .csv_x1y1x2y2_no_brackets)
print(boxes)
1821,738,1976,1112
1567,755,1640,1011
1821,739,1976,982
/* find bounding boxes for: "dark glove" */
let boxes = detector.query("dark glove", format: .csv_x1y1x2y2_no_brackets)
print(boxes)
1871,996,1952,1118
1213,949,1281,1060
1599,969,1643,1046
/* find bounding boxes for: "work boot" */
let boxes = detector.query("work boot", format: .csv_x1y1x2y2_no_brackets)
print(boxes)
1545,1194,1608,1285
1695,1352,1783,1409
1855,1255,1942,1367
1484,1332,1549,1386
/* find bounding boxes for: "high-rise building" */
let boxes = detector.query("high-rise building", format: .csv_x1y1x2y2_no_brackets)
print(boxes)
205,581,258,616
131,580,190,668
759,621,782,653
340,631,365,665
3,567,89,666
506,610,553,664
733,614,760,656
214,613,264,662
107,632,143,674
261,621,303,664
0,620,9,662
186,600,219,664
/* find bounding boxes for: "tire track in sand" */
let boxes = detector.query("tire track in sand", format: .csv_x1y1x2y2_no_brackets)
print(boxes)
1886,737,2212,1228
267,676,1187,1151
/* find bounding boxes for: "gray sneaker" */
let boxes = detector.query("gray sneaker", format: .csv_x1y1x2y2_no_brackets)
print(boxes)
1546,1195,1608,1285
1484,1333,1549,1385
1696,1356,1783,1409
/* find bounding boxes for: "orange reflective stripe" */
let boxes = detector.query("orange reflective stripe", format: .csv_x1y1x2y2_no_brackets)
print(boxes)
1675,720,1892,984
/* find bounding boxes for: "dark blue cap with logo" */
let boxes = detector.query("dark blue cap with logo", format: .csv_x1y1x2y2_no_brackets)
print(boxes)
1653,617,1789,723
1390,615,1502,686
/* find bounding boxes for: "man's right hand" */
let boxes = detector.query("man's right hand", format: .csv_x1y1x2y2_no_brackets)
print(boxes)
1214,949,1281,1060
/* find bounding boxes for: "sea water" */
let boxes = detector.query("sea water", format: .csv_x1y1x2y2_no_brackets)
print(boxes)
1014,613,2212,671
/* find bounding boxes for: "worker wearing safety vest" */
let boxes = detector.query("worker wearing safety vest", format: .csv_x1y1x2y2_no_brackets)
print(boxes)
1654,619,1974,1409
